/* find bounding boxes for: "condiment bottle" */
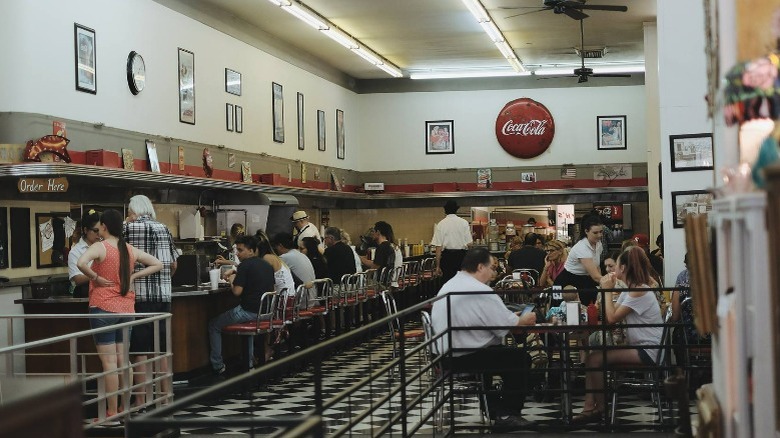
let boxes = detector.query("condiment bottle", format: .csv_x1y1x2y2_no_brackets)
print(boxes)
587,302,598,325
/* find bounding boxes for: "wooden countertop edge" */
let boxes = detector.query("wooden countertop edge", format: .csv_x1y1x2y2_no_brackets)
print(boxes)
14,286,232,304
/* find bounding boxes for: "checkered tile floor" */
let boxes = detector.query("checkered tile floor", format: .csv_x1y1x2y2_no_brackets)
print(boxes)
171,326,696,436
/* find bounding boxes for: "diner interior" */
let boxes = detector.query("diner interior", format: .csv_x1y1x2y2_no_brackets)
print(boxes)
0,0,779,437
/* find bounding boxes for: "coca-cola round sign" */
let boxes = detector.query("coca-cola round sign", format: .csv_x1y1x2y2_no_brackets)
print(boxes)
495,98,555,159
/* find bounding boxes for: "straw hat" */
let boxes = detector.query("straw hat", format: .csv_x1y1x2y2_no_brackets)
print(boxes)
290,210,308,222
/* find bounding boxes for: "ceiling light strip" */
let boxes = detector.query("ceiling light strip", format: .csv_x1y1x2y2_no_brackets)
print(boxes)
268,0,402,77
461,0,525,73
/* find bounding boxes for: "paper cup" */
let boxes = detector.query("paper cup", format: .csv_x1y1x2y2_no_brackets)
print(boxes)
209,269,220,289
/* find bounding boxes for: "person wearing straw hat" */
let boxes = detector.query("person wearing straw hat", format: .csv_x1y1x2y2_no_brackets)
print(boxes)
431,199,472,284
291,210,321,248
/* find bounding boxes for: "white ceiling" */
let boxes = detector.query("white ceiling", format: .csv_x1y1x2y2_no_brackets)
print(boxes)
167,0,656,80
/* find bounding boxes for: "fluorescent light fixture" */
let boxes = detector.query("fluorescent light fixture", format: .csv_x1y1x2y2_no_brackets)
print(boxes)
495,41,515,60
461,0,490,22
534,68,576,76
460,0,525,73
480,21,504,43
410,69,530,80
592,65,645,74
352,47,383,65
283,3,328,30
322,28,359,49
377,63,403,78
268,0,403,77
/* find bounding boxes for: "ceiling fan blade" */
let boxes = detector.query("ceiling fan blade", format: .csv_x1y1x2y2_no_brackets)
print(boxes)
563,8,589,20
505,8,550,19
577,5,628,12
498,6,550,10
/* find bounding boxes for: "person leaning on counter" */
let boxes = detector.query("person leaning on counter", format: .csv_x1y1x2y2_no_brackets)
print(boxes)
68,209,102,298
431,247,536,431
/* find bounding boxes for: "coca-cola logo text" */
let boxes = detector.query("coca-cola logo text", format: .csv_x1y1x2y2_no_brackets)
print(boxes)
495,98,555,159
501,119,548,136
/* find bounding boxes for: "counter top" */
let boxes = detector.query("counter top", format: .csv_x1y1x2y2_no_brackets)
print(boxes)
14,284,232,304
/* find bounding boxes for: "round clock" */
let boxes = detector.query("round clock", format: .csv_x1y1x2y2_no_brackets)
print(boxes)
126,51,146,95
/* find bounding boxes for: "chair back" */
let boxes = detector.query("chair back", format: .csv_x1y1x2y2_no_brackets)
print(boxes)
255,291,278,325
512,269,539,287
420,310,439,356
380,290,399,330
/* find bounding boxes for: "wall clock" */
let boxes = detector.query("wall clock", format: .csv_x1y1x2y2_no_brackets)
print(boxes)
126,51,145,95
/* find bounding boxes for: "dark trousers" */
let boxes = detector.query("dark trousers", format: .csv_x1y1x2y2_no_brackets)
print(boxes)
444,346,531,416
440,249,467,285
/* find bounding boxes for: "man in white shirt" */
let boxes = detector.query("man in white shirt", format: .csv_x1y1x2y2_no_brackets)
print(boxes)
271,232,316,307
431,200,473,284
291,210,322,248
431,247,536,430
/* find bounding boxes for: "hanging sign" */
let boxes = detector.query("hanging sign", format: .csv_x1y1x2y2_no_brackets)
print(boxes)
495,98,555,159
17,177,69,193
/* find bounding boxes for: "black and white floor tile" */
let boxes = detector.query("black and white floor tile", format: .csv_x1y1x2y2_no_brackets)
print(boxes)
171,328,696,436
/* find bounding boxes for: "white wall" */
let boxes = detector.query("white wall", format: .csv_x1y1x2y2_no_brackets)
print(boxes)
0,0,361,169
657,1,713,285
356,86,647,171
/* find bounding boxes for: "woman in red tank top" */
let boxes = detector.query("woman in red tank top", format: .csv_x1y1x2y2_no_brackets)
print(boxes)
77,209,162,419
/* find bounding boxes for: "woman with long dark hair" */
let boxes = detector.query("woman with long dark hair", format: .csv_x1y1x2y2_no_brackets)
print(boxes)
573,246,663,423
77,209,161,418
554,214,604,304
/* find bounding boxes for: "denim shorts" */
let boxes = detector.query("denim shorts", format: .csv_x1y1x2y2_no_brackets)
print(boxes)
89,307,133,345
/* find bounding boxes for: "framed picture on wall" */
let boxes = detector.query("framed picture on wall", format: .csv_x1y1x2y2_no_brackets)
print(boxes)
670,133,714,171
235,105,243,133
336,109,345,159
226,103,234,132
146,139,161,173
425,120,454,154
297,92,305,150
178,48,195,124
225,68,241,96
671,190,713,228
272,82,284,143
597,115,626,150
317,110,326,151
74,24,97,94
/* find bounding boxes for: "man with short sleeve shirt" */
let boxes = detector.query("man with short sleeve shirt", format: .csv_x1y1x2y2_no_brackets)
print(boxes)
209,236,275,375
431,248,536,430
431,200,472,284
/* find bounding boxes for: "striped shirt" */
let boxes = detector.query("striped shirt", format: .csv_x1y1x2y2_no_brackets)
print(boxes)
123,215,178,302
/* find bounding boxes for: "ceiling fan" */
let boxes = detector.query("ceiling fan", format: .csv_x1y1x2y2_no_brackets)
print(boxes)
540,19,631,83
502,0,628,21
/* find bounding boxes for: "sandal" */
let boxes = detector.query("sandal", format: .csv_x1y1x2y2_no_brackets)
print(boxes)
571,408,604,424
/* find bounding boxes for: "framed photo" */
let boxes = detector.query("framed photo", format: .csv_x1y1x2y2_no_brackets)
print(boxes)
74,24,96,94
297,93,305,150
178,48,195,124
146,139,161,173
121,148,134,170
336,109,345,159
317,110,326,151
671,190,713,228
241,161,252,183
178,146,185,171
225,68,241,96
226,103,234,132
597,115,626,150
670,133,714,171
521,172,537,182
235,105,243,133
272,82,284,143
425,120,454,154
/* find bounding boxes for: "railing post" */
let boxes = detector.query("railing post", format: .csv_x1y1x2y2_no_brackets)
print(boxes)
4,317,12,377
69,337,78,381
399,313,408,437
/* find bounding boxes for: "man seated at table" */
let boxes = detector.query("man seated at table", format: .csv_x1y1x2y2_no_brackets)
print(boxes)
431,247,537,431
